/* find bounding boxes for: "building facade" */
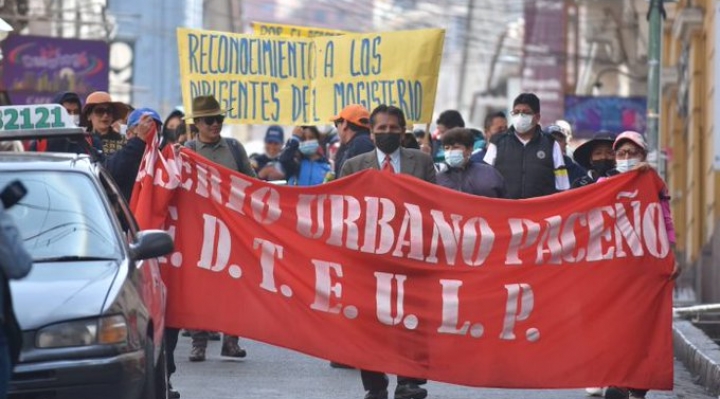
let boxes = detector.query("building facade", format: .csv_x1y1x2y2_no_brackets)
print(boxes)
661,0,720,303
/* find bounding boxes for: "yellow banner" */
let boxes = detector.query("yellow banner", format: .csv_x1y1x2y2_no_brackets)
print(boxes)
251,21,346,38
313,30,445,126
177,27,445,125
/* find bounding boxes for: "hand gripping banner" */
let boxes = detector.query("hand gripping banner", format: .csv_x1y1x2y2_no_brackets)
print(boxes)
132,147,674,389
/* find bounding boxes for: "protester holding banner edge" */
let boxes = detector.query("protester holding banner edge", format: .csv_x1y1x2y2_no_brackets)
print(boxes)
599,130,679,399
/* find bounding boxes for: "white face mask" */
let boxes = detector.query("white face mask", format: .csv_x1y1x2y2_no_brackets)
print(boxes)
616,158,639,173
71,115,80,126
119,124,128,136
444,149,466,168
512,114,534,133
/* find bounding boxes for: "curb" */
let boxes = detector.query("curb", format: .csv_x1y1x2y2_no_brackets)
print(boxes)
673,319,720,396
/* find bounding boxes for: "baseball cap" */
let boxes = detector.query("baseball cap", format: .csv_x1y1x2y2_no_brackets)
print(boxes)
330,104,370,129
265,125,284,144
127,107,163,128
546,124,567,139
613,130,647,153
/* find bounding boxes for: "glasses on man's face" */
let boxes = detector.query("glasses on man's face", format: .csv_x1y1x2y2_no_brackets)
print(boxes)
201,115,225,125
93,107,112,116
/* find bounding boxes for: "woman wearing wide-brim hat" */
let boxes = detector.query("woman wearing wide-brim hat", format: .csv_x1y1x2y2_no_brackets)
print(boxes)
571,131,618,188
81,91,130,155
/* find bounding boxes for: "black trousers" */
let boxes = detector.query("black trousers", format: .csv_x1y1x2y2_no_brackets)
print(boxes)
165,327,180,376
360,370,426,392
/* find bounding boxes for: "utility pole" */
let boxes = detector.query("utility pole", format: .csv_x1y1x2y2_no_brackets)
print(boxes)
456,0,475,112
646,0,666,177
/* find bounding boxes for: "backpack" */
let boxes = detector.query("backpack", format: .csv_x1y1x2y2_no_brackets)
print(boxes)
186,138,246,172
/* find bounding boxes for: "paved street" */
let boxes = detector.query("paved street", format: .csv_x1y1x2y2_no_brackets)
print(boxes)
171,334,715,399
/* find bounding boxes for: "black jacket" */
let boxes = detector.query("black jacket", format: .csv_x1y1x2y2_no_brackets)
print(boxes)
104,137,147,201
492,126,557,199
334,131,374,176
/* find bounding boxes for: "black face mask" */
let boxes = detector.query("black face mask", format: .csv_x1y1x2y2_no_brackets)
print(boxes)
374,133,401,154
163,127,177,141
590,159,615,176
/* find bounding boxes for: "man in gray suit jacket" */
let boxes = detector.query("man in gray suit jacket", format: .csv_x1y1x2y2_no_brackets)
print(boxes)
340,105,434,399
340,106,436,184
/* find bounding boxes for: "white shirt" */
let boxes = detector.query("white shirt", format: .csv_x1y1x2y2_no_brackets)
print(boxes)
483,133,570,191
376,149,401,173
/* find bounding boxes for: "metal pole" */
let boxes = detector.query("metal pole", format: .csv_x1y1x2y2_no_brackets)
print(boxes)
673,304,720,315
456,0,476,111
646,0,665,177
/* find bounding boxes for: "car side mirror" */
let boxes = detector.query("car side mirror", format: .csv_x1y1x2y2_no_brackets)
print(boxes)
130,230,174,261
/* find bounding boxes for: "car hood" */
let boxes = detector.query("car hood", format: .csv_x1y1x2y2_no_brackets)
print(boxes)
10,261,120,330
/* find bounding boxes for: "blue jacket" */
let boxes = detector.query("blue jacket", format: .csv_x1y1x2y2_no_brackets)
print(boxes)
288,158,331,186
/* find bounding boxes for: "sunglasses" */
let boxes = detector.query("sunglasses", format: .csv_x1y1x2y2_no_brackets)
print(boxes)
92,107,113,116
200,115,225,125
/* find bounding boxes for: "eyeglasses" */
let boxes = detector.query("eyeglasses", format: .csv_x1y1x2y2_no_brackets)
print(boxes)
334,119,344,128
615,148,642,158
200,115,225,125
92,107,112,116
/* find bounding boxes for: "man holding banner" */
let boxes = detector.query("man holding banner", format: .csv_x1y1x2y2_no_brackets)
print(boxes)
340,104,435,399
183,94,254,361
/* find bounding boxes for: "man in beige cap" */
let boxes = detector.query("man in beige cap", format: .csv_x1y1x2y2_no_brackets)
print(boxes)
81,91,129,155
183,94,254,362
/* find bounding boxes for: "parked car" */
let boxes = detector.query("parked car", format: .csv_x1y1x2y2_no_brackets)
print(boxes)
0,114,173,399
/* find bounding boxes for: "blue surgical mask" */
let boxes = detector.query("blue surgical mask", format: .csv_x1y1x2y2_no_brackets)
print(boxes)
299,139,320,156
444,149,466,168
616,158,639,173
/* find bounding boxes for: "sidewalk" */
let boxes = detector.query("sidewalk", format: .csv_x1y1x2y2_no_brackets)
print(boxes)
673,319,720,397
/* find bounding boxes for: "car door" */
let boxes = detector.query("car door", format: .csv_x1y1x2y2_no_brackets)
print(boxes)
98,170,167,348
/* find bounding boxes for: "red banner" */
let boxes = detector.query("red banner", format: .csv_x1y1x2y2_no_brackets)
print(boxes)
132,148,674,390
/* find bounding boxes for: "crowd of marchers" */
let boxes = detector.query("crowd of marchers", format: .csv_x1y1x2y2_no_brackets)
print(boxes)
0,89,679,399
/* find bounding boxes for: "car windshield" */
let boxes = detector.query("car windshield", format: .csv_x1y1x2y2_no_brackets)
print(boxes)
0,171,122,260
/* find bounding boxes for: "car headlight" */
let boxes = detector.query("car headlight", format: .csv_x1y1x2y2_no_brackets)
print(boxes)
36,315,128,348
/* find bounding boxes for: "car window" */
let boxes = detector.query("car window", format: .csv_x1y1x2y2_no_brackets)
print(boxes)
0,171,122,260
98,170,139,241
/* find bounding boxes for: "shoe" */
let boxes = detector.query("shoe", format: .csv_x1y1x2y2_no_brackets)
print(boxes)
604,387,629,399
330,361,354,369
586,387,604,396
168,382,181,399
181,329,191,337
364,390,388,399
188,345,206,362
394,383,427,399
220,342,247,358
208,331,221,341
